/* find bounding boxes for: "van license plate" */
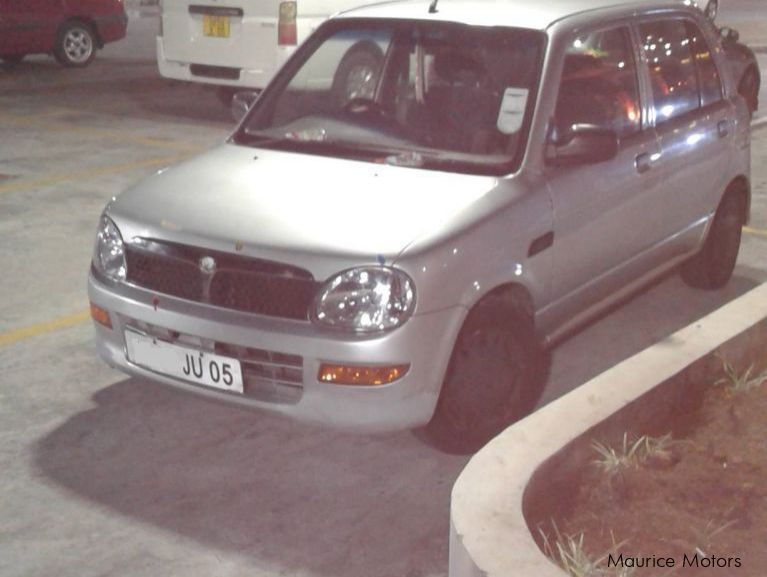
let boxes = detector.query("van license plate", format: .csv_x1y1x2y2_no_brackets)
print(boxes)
125,330,243,393
203,15,230,38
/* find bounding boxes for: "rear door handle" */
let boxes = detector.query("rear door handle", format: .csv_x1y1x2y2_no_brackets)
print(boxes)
718,120,730,138
635,152,652,174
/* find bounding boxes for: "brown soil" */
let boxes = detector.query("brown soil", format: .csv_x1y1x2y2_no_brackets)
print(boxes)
556,379,767,576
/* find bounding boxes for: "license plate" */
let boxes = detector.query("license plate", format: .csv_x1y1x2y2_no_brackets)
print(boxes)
203,15,230,38
125,330,243,394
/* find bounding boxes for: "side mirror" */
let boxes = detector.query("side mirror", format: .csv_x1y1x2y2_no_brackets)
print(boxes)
231,90,260,123
546,124,618,167
719,27,740,44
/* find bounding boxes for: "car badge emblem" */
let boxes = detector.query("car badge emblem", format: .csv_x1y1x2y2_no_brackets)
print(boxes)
199,256,216,275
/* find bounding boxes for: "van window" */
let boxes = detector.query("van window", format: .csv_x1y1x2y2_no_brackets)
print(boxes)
554,27,641,139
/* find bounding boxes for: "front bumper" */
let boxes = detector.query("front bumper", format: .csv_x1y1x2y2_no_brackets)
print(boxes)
88,272,464,432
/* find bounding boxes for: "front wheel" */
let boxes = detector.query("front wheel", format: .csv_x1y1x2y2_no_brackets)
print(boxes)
426,303,547,454
681,191,745,290
54,21,96,67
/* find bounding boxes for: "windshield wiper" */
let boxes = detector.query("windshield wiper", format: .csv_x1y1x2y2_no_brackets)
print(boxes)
231,131,293,148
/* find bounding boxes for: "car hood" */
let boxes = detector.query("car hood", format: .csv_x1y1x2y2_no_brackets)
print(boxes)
109,144,497,274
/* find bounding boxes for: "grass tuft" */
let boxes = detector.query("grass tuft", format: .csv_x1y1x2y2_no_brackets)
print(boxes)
591,433,676,476
539,523,634,577
714,357,767,394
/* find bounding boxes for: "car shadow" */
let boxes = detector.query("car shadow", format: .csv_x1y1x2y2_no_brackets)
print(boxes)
34,377,467,577
541,271,762,405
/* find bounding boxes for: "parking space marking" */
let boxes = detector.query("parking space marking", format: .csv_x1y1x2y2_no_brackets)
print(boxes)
0,310,89,348
744,226,767,239
0,111,205,153
0,155,189,195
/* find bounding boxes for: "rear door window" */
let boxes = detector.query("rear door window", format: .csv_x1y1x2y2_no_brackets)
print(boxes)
639,18,722,124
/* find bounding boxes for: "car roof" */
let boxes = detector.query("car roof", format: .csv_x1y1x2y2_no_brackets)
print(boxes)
338,0,696,30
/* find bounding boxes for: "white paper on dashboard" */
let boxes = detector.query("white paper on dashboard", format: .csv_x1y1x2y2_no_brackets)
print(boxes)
496,87,529,134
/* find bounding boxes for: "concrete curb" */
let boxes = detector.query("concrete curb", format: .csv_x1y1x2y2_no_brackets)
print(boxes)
449,282,767,577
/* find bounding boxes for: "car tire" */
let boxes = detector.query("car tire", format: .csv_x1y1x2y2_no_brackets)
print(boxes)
425,300,547,454
1,54,25,66
331,43,383,107
738,66,760,116
681,190,745,290
217,86,236,107
54,21,96,67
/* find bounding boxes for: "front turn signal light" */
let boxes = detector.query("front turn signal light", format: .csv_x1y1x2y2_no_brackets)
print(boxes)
318,363,409,386
90,303,112,329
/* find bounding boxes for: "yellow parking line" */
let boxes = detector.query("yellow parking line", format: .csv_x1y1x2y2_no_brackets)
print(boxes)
0,111,205,153
0,310,90,348
0,155,188,195
743,226,767,239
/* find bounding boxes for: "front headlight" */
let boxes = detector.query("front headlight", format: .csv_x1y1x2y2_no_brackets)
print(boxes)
312,267,416,332
93,214,127,281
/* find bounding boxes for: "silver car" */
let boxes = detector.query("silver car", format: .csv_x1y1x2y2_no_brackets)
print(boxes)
89,0,751,453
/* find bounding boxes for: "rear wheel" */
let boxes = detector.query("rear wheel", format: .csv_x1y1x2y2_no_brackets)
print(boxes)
426,301,546,454
738,66,760,117
54,21,96,67
681,190,745,290
704,0,718,20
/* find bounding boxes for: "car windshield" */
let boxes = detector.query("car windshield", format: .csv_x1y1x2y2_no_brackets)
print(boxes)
235,19,544,175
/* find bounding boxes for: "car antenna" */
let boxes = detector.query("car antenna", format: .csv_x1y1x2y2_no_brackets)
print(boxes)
429,0,438,13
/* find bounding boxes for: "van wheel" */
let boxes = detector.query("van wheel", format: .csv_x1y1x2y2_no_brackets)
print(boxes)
54,21,96,67
426,303,546,454
332,43,383,107
681,191,744,290
738,66,760,116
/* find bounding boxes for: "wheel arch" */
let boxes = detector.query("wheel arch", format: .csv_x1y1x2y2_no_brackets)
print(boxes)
472,282,535,322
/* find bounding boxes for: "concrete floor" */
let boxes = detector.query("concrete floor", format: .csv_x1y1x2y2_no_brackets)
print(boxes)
1,7,766,577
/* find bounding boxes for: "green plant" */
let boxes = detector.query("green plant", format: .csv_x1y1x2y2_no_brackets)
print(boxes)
591,433,677,476
591,433,644,476
539,523,634,577
693,517,738,556
714,357,767,393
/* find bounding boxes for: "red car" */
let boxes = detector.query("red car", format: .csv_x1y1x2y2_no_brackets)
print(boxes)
0,0,127,67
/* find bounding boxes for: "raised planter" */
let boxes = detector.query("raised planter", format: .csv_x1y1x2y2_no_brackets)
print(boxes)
449,282,767,577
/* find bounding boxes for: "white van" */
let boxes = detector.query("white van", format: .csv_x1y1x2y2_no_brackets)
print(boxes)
156,0,371,99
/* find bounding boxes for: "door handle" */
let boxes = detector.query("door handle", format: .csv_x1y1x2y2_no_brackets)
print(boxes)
635,152,652,174
718,120,729,138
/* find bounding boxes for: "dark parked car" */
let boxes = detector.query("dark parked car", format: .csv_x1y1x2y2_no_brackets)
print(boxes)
720,27,761,115
0,0,127,67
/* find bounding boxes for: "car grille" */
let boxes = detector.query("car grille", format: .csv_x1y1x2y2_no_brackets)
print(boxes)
128,320,304,404
124,238,320,321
